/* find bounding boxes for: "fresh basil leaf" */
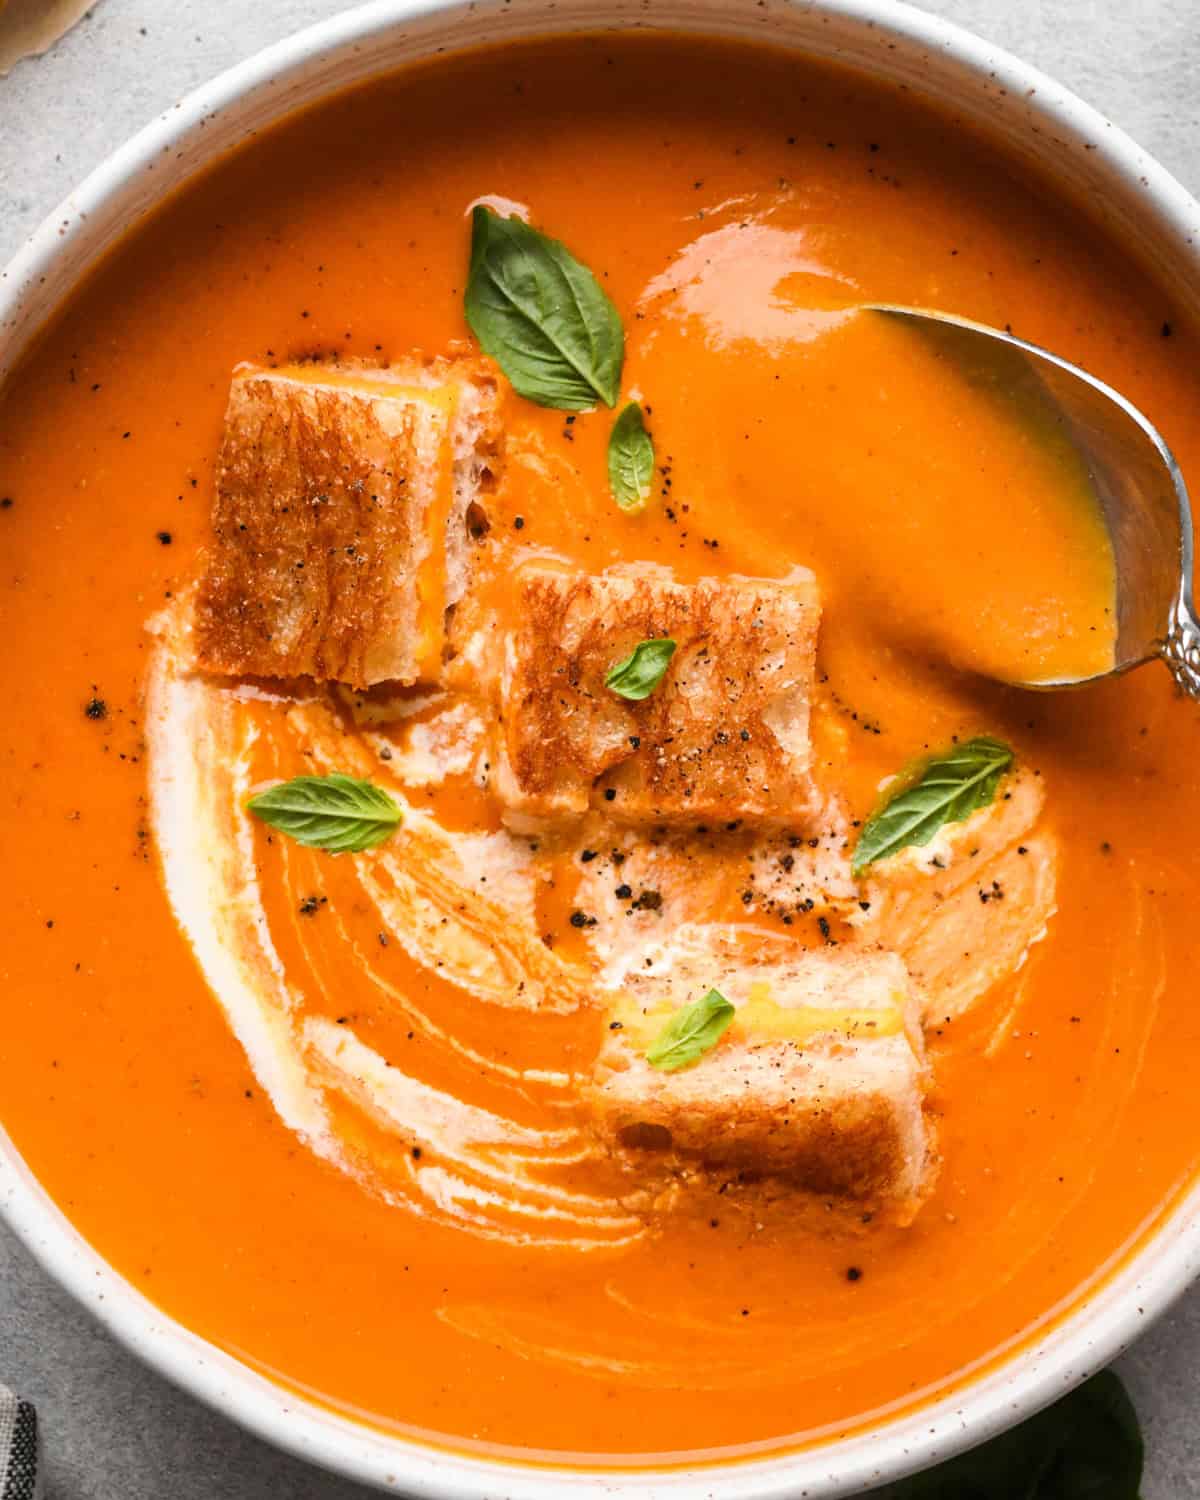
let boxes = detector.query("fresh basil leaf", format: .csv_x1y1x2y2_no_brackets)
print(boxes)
851,735,1014,877
605,638,677,701
464,205,623,410
887,1370,1143,1499
607,402,655,512
247,772,401,854
646,988,736,1072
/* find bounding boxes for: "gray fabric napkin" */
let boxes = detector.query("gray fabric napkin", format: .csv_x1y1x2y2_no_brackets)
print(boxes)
0,1384,39,1500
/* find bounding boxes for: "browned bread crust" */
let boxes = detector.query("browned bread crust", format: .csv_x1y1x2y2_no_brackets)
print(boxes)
495,564,820,827
588,932,933,1217
194,355,500,688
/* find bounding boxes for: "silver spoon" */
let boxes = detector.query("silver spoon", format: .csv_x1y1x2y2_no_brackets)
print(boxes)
869,304,1200,697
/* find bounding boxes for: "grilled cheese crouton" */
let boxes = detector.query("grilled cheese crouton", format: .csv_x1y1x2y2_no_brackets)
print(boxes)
194,355,501,688
589,925,933,1216
850,768,1057,1021
494,564,820,828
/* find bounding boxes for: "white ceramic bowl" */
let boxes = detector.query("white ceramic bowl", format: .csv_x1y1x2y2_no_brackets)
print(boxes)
3,2,1199,1494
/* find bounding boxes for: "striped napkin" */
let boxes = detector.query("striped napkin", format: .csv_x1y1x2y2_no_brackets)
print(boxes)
0,1384,38,1499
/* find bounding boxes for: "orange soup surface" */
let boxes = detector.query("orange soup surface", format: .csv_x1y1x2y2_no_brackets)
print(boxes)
2,34,1200,1465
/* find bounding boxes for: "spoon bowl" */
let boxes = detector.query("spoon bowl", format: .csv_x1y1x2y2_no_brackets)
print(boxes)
870,305,1200,695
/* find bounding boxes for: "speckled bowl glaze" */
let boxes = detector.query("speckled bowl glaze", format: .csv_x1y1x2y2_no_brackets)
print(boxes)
2,2,1200,1494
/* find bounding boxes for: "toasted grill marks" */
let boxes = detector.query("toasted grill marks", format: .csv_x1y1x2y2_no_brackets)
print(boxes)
194,355,501,688
495,566,820,826
588,932,933,1217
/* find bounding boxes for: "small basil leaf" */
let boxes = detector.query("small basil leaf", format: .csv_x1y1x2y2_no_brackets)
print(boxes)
607,402,655,512
605,638,677,701
852,735,1014,877
464,205,623,410
887,1370,1143,1499
646,988,736,1072
247,772,402,854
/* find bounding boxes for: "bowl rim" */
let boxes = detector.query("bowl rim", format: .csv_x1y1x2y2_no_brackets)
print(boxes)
2,1,1199,1494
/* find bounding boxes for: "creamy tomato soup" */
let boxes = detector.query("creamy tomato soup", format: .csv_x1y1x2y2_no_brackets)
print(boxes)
2,34,1199,1464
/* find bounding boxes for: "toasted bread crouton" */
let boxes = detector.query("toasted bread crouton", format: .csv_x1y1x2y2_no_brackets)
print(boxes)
493,564,820,828
588,925,933,1216
850,768,1058,1021
194,355,501,688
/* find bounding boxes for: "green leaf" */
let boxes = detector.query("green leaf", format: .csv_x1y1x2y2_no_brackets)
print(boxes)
464,205,623,410
887,1370,1143,1499
605,638,677,701
646,989,736,1072
851,735,1014,877
607,402,655,512
246,772,402,854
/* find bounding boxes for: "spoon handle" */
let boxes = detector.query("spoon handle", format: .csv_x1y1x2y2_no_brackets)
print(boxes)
1165,590,1200,699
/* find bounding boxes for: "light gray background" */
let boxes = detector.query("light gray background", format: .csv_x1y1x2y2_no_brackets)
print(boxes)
1,1,1198,1495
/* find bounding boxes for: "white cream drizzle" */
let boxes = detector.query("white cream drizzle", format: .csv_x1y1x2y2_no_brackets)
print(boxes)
146,651,330,1147
145,632,640,1251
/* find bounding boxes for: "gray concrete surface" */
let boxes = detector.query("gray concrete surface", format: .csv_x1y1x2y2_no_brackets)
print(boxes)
2,1,1199,1495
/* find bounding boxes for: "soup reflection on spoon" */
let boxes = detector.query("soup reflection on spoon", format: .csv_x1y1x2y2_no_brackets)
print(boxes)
866,305,1200,696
